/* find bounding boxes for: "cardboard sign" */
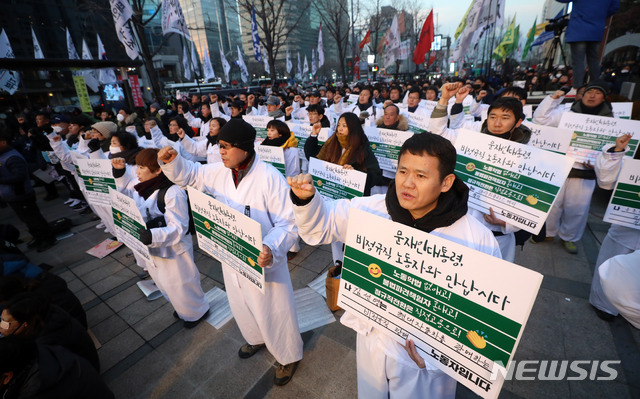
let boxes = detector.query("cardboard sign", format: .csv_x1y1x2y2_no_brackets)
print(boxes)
308,157,367,200
558,113,639,164
256,145,286,177
289,123,331,161
522,122,573,154
365,127,414,173
612,102,633,120
77,159,116,207
338,208,543,399
454,130,574,234
109,188,154,270
243,115,271,139
603,159,640,230
187,187,265,293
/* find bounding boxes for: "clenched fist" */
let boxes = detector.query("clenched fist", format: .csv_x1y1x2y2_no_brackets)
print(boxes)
287,173,316,200
158,146,178,163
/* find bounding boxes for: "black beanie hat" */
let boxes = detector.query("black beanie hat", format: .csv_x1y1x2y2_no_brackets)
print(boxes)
584,79,609,97
218,119,256,153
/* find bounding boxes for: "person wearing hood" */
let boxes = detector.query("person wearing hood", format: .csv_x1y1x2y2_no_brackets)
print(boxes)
116,107,145,138
376,104,409,131
157,119,303,386
176,117,227,164
532,79,614,254
332,86,378,126
111,149,210,328
429,83,530,261
0,337,114,399
288,133,501,399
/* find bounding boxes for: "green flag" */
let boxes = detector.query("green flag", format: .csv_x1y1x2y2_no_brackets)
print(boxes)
454,1,474,40
522,17,537,61
493,16,516,61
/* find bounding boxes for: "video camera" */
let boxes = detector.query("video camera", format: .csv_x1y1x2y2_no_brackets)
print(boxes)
545,14,570,36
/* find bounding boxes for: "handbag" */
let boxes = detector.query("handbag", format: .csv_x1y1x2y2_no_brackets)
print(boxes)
325,263,342,311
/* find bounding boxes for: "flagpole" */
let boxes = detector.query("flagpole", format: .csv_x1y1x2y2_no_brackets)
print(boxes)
482,0,494,79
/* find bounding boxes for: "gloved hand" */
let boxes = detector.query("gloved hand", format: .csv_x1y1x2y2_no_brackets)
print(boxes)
42,126,53,134
88,139,101,152
138,227,153,245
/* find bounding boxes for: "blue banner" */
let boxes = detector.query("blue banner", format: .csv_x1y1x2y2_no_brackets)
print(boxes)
251,7,262,62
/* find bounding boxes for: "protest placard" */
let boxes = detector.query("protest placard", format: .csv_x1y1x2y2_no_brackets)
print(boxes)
77,159,116,207
454,129,574,234
243,115,271,139
558,113,639,164
109,188,154,270
255,145,286,177
69,151,88,192
523,105,532,122
612,102,633,119
407,107,434,133
290,123,331,161
308,157,366,200
603,159,640,230
187,187,265,293
338,208,543,399
364,127,414,173
522,122,573,154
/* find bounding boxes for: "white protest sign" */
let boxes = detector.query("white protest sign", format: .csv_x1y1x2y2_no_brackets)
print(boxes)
364,127,414,173
558,113,639,164
347,93,359,106
523,104,532,122
407,108,434,134
338,208,543,399
603,159,640,230
255,145,286,177
187,187,265,293
308,157,367,200
76,159,116,207
454,130,574,234
522,122,573,154
109,188,154,270
612,102,633,120
243,115,271,139
69,151,88,193
289,123,331,161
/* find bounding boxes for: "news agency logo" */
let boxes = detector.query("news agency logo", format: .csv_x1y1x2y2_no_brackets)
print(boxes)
490,360,621,381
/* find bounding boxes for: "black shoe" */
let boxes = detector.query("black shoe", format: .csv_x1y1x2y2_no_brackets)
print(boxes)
27,239,40,248
183,310,209,329
80,206,93,215
592,305,615,322
43,193,59,201
173,311,180,319
72,203,85,210
287,251,298,261
238,343,266,359
274,361,300,386
36,238,57,253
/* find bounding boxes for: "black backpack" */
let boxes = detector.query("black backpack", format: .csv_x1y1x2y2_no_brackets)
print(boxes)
154,185,196,235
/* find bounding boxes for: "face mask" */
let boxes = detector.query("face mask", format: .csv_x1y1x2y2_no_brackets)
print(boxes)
555,73,562,78
52,126,63,133
621,69,630,74
116,114,125,122
109,146,121,154
337,134,349,148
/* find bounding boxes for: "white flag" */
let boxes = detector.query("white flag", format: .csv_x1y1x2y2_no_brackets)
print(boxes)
311,48,317,76
297,52,302,79
303,55,309,75
81,39,100,93
203,45,215,82
182,45,191,81
219,43,230,82
97,34,117,84
31,27,44,59
286,48,292,74
190,43,200,77
383,15,401,68
108,0,139,60
317,25,324,67
0,29,19,95
262,45,270,74
66,28,79,59
451,0,485,63
162,0,191,40
237,46,248,83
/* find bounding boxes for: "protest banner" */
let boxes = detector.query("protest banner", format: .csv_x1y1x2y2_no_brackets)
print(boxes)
558,113,639,164
72,76,93,113
407,107,434,133
187,187,265,293
454,129,574,234
128,75,144,108
76,159,116,207
243,115,271,139
603,159,640,230
522,122,573,154
289,123,331,161
364,127,414,173
308,157,366,200
338,208,543,399
523,104,532,122
612,102,633,120
109,188,154,270
255,145,286,177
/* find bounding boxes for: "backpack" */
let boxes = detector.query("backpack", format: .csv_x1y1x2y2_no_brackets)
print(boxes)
155,185,196,235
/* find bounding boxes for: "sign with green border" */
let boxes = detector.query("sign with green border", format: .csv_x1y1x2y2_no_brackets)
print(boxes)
364,127,414,173
308,157,366,200
109,188,154,270
255,145,286,177
77,159,116,207
603,159,640,230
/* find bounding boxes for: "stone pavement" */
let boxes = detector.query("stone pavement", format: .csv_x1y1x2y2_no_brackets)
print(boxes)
2,184,639,399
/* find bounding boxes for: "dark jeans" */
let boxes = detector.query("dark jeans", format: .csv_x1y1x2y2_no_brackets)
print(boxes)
570,41,601,88
8,198,54,242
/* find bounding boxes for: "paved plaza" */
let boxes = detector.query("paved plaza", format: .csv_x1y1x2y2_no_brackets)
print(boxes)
2,184,639,399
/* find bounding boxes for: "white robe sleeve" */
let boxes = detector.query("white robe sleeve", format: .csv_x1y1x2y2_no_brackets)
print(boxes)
283,147,300,177
261,174,298,266
159,151,218,191
180,135,209,159
595,144,627,190
149,185,188,248
427,109,459,144
292,193,352,245
532,95,565,127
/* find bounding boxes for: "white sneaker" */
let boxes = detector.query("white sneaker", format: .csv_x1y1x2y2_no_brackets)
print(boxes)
68,199,81,207
96,222,105,229
103,228,110,234
64,198,75,205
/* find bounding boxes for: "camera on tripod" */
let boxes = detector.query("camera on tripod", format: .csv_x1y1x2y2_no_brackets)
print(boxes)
545,14,570,36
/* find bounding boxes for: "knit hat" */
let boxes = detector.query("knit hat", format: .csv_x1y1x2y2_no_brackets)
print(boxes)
584,80,609,97
91,121,117,139
150,102,161,110
218,119,256,153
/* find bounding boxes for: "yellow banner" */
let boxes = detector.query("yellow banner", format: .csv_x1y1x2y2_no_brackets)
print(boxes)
72,76,93,113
